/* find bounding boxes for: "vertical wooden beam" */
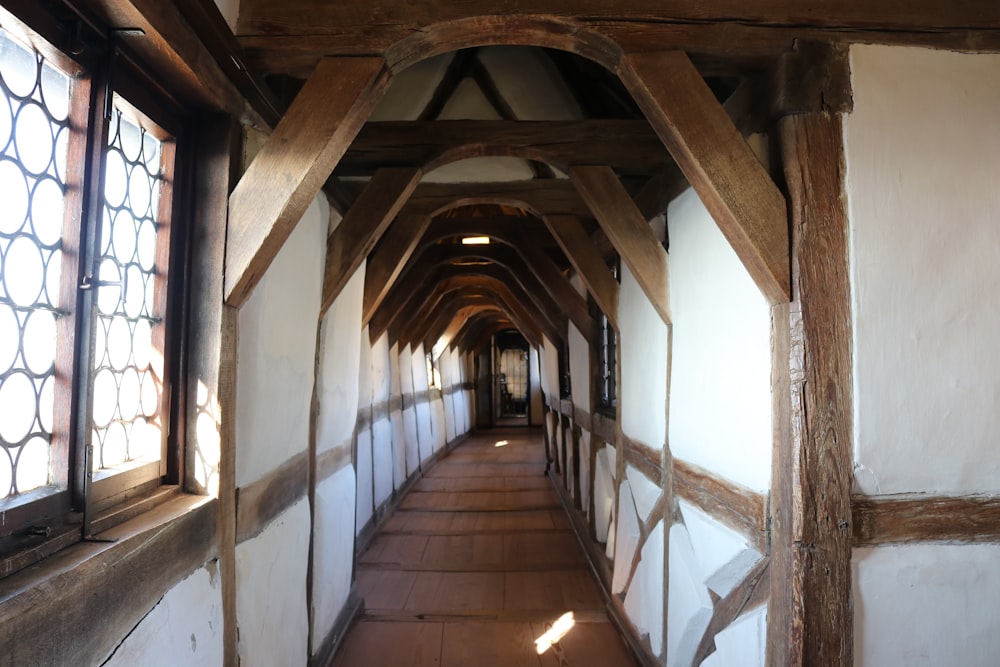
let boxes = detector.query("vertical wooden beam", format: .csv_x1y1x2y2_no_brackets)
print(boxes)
186,115,239,494
767,113,853,667
543,214,619,327
225,56,389,306
320,167,423,314
620,50,791,304
570,165,671,325
218,306,239,667
362,214,433,325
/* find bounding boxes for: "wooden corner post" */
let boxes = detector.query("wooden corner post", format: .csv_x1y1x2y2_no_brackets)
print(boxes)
768,112,853,666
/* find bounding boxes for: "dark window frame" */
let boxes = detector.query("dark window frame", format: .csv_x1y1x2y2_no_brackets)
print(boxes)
0,8,192,572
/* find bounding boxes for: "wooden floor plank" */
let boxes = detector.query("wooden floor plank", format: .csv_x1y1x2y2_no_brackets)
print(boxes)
331,621,443,667
331,428,637,666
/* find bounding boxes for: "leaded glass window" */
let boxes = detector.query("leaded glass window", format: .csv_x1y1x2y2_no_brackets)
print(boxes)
0,27,71,500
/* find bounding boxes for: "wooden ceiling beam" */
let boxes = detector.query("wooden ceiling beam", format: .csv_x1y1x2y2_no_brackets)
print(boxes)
390,263,566,348
542,215,619,329
412,246,568,331
320,167,422,316
237,4,1000,78
225,56,390,307
570,166,671,324
620,50,791,304
410,234,593,340
399,180,591,218
362,214,433,325
336,120,673,178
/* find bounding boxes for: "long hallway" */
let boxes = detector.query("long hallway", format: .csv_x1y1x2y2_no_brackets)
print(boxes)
332,428,638,666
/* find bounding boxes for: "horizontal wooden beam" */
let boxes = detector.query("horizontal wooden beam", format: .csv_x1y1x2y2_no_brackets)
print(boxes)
620,50,790,304
235,450,308,544
400,180,590,218
225,56,389,307
852,494,1000,547
320,167,422,315
237,5,1000,77
336,120,672,177
673,458,768,554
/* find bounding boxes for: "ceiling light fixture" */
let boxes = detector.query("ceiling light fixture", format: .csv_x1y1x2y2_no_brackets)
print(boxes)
461,236,491,245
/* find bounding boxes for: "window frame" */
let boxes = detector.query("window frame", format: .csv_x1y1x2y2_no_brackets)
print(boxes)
0,10,192,570
595,255,619,416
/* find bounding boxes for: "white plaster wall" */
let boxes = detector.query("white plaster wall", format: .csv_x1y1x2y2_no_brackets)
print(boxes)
667,189,772,493
389,343,409,483
477,47,581,121
619,264,669,449
854,544,1000,665
236,499,310,667
236,196,327,487
528,347,543,425
431,396,448,451
667,523,714,667
372,418,394,507
371,331,391,403
316,266,363,455
212,0,238,31
370,53,452,121
624,521,665,658
540,338,559,401
103,563,223,667
312,465,356,653
568,323,590,412
701,606,766,667
411,344,435,461
846,46,1000,495
355,427,373,533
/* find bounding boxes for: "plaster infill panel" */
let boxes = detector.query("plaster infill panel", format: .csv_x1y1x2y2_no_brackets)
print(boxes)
701,605,767,667
316,267,364,456
853,544,1000,665
679,500,753,592
312,466,357,653
372,418,394,507
593,445,616,544
612,480,642,594
236,196,328,488
236,499,311,667
568,322,591,412
355,428,374,534
667,189,772,493
846,46,1000,495
619,264,669,450
623,520,665,657
667,523,714,667
102,564,223,667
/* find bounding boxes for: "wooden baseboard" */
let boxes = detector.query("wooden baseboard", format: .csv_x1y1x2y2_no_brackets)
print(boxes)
309,588,364,667
547,470,659,667
355,432,471,555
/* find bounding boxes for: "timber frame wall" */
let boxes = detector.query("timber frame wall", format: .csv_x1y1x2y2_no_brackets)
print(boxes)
0,0,999,665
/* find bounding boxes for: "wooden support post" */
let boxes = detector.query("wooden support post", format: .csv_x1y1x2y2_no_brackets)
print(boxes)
320,167,423,314
570,165,672,325
767,112,853,666
218,306,238,667
620,50,791,304
362,214,433,325
543,215,619,328
225,56,389,306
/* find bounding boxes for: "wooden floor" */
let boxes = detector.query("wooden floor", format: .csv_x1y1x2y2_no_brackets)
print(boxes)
332,427,637,666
